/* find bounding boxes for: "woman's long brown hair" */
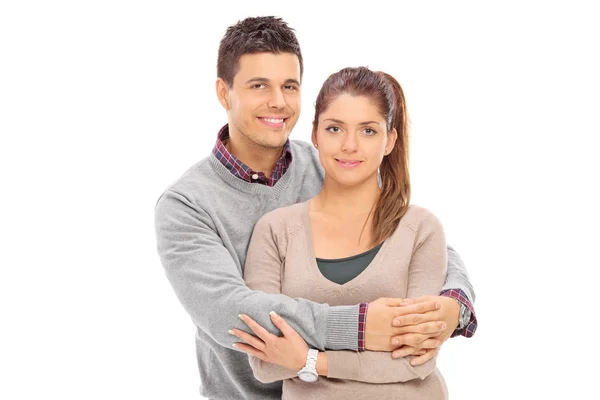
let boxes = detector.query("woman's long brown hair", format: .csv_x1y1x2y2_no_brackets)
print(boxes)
313,67,410,245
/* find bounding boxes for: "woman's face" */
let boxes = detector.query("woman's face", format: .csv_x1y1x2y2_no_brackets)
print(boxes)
313,94,397,188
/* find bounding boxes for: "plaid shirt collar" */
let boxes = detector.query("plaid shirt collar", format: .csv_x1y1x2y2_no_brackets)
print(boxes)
212,124,293,187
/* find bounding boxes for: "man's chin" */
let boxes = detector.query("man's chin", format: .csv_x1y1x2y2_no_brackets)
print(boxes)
255,134,290,149
260,140,288,150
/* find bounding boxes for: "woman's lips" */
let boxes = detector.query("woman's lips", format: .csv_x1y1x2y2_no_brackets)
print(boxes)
335,159,362,168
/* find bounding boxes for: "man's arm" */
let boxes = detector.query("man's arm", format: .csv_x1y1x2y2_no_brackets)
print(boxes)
155,189,373,350
442,245,475,302
440,245,477,337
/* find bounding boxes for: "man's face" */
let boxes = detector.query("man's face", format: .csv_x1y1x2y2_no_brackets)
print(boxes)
218,52,301,149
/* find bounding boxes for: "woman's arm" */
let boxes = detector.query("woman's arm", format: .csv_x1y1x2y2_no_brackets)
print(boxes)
241,213,310,383
235,209,448,384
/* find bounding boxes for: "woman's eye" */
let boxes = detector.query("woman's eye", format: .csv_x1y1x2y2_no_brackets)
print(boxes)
363,128,376,136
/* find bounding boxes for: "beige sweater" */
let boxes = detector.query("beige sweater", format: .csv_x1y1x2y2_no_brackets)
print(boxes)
244,201,449,400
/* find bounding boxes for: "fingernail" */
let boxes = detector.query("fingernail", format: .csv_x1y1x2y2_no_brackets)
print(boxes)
239,314,244,320
392,339,399,345
435,342,441,348
232,343,238,348
394,320,401,326
441,323,447,330
228,330,233,335
435,303,441,309
270,311,277,317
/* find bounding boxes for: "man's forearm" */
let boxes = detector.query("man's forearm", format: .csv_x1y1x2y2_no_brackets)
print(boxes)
443,245,475,302
156,189,361,350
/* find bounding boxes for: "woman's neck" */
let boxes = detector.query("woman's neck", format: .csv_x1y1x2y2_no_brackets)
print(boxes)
312,175,381,218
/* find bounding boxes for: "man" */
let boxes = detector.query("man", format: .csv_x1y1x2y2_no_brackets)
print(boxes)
155,16,477,400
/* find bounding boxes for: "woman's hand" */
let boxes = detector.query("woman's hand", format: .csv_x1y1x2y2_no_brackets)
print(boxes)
230,311,309,371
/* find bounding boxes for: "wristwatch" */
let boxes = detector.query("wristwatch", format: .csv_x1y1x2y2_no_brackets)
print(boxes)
297,349,319,382
457,301,472,330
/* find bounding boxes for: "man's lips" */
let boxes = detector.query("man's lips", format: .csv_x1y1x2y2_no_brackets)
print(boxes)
258,117,288,128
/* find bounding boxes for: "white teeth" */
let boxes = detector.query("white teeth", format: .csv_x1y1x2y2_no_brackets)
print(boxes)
263,118,284,123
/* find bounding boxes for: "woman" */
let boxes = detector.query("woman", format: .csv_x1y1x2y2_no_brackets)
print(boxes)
230,66,448,399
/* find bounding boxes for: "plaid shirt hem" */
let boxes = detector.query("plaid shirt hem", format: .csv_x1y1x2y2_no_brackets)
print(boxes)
440,288,477,338
357,303,368,351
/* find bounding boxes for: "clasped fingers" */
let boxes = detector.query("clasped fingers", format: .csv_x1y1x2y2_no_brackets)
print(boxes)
392,320,447,336
390,333,441,350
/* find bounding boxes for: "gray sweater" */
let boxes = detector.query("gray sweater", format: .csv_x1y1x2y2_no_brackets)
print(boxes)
154,139,474,399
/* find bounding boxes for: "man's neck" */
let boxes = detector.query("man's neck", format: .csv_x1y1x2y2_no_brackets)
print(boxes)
224,137,283,178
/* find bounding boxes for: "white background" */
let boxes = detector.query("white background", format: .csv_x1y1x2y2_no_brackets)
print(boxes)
1,1,599,399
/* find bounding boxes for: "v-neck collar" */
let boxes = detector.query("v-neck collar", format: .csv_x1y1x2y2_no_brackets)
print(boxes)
299,200,399,289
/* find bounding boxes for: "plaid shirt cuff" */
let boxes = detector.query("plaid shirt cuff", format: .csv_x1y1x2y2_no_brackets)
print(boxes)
440,289,478,338
358,303,368,351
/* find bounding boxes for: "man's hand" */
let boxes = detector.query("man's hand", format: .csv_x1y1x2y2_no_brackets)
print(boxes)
389,295,461,365
365,297,440,351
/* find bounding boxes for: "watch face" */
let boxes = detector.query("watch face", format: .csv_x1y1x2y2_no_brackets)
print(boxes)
298,370,318,382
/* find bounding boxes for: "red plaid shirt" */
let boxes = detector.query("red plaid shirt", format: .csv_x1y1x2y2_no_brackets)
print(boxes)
212,125,292,186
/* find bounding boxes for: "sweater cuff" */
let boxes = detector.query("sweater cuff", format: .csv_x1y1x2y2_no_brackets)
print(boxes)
325,305,360,351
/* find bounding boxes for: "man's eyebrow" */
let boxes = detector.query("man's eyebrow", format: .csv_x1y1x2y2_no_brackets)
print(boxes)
283,79,301,86
244,77,301,86
244,77,269,85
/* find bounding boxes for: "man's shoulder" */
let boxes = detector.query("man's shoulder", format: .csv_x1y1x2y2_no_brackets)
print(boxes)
289,139,318,161
289,138,314,150
154,155,217,210
165,156,214,193
289,139,324,177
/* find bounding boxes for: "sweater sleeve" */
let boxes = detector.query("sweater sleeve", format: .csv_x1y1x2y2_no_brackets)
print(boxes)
242,213,298,383
442,245,476,303
154,190,359,351
325,211,448,383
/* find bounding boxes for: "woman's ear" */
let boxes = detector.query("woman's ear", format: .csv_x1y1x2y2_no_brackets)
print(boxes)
311,123,318,148
385,128,398,155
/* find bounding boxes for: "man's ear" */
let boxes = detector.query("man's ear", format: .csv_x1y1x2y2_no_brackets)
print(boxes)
216,78,230,111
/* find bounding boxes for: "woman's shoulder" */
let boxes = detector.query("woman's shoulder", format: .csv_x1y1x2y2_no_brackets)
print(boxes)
400,204,444,232
253,201,307,236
